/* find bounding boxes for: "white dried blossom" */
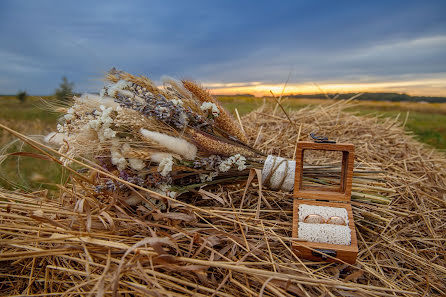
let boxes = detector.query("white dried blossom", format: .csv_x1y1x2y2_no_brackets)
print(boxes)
158,155,174,176
57,124,64,132
171,99,184,106
107,80,132,97
200,102,220,117
110,148,126,170
117,159,127,170
99,88,106,98
102,128,116,139
219,154,247,172
64,113,74,121
88,119,101,130
199,171,218,182
235,155,247,170
87,105,118,142
218,162,231,172
128,158,145,171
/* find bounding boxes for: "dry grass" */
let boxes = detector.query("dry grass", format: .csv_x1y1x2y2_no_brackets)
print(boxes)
0,100,445,296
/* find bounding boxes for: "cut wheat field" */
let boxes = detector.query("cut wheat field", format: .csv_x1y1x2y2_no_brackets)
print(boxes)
0,96,445,296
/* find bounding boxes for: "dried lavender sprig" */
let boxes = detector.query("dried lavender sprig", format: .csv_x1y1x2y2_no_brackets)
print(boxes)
113,85,213,132
193,155,223,170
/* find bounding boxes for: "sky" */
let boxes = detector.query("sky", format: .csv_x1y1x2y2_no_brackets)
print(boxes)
0,0,445,96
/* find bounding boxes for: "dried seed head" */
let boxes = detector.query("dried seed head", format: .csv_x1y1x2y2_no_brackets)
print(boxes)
188,128,256,157
182,80,248,143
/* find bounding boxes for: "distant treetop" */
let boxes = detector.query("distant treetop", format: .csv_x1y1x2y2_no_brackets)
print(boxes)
55,76,75,101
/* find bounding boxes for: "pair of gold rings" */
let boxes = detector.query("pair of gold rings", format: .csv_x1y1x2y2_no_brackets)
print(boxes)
303,214,346,226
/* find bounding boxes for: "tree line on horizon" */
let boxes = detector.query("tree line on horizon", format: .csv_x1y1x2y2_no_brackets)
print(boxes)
217,92,446,103
286,92,446,103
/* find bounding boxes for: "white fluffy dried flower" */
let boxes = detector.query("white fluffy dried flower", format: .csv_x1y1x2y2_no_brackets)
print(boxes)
128,158,145,171
218,162,231,172
57,124,64,132
218,154,247,172
158,155,174,177
99,88,106,98
199,171,218,182
107,80,132,97
171,99,184,106
64,114,74,121
111,149,127,171
200,102,220,117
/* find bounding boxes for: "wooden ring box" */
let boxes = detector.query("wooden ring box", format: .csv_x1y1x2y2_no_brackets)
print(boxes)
292,141,358,264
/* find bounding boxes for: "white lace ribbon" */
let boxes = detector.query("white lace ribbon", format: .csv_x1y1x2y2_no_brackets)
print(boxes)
261,155,295,192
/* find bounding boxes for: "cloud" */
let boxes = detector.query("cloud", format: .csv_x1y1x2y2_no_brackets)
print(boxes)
0,0,445,95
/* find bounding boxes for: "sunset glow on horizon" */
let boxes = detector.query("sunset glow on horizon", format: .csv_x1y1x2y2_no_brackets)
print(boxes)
207,76,446,97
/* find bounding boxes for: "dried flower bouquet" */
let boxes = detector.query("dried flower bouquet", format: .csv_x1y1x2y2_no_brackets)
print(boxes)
45,69,367,208
45,69,274,207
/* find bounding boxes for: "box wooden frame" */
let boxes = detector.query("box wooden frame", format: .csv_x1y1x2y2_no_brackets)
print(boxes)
292,141,358,264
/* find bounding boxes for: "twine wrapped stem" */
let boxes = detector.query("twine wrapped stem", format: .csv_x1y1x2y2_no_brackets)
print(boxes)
262,155,295,192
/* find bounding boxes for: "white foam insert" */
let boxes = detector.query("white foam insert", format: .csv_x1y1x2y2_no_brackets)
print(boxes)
298,204,351,245
298,222,351,245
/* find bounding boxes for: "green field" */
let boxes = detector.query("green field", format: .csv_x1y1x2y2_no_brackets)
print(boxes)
0,95,445,191
218,96,446,150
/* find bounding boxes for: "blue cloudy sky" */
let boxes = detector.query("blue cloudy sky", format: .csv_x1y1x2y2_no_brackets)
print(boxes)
1,0,445,96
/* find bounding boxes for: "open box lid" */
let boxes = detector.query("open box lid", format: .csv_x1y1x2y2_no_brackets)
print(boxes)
293,141,355,202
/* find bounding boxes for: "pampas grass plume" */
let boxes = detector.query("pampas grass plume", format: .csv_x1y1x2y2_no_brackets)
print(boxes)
140,129,197,160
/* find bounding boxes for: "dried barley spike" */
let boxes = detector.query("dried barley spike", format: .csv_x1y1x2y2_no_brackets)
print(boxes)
125,150,156,160
188,128,256,157
182,80,248,143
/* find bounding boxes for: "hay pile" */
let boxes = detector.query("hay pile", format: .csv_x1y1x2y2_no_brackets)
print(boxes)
0,100,445,296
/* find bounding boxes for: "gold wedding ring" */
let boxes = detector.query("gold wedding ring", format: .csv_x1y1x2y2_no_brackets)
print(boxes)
326,216,346,225
303,214,325,224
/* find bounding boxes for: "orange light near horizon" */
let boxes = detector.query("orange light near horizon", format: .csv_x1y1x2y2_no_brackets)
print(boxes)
207,77,446,97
